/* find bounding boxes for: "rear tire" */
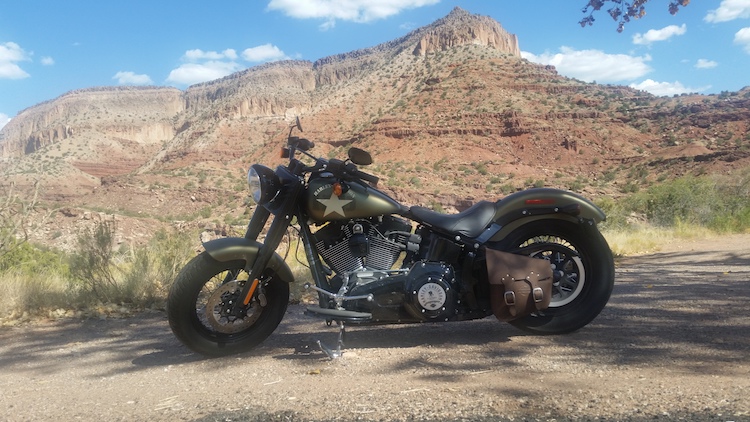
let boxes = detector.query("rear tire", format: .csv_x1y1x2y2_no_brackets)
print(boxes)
167,252,289,357
493,220,614,334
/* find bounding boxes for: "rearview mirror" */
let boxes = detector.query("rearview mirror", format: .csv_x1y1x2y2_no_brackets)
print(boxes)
348,147,373,166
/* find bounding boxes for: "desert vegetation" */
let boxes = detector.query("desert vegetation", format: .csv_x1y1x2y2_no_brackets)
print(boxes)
1,9,748,324
1,167,748,324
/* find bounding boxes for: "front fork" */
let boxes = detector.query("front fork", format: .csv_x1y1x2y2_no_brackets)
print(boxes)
231,203,332,313
230,204,291,314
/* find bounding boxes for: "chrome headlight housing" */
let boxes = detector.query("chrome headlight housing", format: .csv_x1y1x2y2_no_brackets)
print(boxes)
247,164,280,205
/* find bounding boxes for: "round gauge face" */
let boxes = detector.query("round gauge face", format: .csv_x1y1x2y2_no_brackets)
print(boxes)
417,282,447,311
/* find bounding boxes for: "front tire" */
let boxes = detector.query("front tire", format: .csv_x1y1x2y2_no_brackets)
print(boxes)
493,220,614,334
167,252,290,357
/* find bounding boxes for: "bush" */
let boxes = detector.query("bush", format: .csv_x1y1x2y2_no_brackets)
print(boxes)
69,220,197,306
120,228,196,303
600,169,750,233
69,219,121,303
0,181,40,266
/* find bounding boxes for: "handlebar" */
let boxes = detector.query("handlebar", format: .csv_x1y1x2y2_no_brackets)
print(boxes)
346,162,379,186
319,159,379,186
286,128,378,186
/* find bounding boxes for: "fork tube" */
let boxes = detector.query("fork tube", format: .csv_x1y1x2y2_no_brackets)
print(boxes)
232,212,292,313
297,217,334,307
244,205,271,241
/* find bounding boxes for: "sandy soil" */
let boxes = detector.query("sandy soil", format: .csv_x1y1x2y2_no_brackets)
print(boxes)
1,235,749,422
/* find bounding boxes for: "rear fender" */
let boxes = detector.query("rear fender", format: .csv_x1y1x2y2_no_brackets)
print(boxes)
488,188,605,242
203,237,295,284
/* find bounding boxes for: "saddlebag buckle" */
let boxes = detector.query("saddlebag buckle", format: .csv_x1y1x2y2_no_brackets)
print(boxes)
485,248,553,322
532,286,545,303
504,291,516,306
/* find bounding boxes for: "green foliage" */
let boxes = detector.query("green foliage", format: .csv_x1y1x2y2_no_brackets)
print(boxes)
599,170,750,233
0,181,40,265
0,242,68,275
120,228,196,303
69,220,197,306
69,219,121,303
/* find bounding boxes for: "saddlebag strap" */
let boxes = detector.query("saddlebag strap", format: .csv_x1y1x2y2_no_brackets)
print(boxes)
485,249,553,322
501,273,548,317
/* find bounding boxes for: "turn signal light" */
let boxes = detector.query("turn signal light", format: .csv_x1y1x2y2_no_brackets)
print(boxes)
332,182,343,197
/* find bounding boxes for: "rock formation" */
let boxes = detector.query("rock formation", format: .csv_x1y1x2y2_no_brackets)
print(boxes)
413,7,520,56
0,86,183,158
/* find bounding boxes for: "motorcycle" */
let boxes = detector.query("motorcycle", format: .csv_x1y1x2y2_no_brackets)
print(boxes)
167,118,615,358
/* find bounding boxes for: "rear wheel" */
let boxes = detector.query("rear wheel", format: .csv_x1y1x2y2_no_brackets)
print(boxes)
493,220,614,334
167,252,289,357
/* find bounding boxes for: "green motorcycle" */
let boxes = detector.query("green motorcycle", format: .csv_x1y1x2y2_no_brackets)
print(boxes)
167,118,614,357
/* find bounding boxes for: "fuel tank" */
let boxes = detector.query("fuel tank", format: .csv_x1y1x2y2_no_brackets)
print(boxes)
305,175,405,222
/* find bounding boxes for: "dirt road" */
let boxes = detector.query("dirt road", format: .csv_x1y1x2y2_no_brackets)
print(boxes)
1,235,749,421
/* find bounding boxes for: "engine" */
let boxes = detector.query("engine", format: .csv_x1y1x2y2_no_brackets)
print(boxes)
313,216,415,276
313,217,460,322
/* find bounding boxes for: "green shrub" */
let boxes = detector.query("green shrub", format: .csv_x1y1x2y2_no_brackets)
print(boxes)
69,220,197,306
600,169,750,233
69,219,121,303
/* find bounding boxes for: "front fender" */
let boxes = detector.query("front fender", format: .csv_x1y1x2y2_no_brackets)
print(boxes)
489,188,605,241
202,237,295,284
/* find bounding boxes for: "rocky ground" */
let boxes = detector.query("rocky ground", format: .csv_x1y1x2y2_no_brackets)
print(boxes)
1,235,749,422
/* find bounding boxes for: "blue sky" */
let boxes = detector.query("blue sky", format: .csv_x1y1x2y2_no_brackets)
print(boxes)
2,0,750,129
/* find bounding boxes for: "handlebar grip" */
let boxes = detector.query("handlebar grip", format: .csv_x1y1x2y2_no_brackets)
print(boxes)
355,170,379,186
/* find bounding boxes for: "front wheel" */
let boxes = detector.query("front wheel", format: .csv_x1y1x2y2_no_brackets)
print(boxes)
167,252,290,357
493,220,614,334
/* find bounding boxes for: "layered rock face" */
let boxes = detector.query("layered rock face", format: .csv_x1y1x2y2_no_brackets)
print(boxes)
0,7,521,164
413,7,520,56
184,60,316,118
0,87,184,159
313,7,520,86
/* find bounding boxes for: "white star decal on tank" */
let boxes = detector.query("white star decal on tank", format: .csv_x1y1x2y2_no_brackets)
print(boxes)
316,193,353,217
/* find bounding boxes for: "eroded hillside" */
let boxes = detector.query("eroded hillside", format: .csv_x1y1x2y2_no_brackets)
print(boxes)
0,7,748,250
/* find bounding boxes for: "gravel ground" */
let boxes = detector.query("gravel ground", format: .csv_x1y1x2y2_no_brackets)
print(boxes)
1,235,749,422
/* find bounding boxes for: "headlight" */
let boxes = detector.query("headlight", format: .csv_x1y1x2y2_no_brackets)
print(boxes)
247,164,280,205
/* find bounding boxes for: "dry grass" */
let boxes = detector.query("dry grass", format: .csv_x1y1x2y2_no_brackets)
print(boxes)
602,222,717,257
0,269,74,322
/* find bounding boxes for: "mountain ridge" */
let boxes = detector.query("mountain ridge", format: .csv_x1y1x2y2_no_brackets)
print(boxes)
0,8,748,251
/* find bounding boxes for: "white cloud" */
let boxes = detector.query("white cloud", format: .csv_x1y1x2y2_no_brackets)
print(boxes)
113,71,153,85
632,24,687,45
241,44,287,62
695,59,718,69
167,48,242,85
0,42,31,79
184,49,238,61
629,79,710,96
266,0,440,30
167,44,291,85
166,61,242,85
522,47,652,83
41,56,55,66
735,27,750,53
705,0,750,23
0,113,10,130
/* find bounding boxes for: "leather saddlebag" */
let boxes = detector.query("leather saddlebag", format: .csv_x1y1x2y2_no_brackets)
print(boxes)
485,248,553,322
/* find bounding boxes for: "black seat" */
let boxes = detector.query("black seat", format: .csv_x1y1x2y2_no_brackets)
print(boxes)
409,201,497,238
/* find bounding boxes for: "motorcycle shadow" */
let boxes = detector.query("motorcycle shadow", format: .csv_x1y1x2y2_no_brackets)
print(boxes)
267,304,512,360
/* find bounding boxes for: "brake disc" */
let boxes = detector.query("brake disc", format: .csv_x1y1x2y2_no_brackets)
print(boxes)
205,280,263,334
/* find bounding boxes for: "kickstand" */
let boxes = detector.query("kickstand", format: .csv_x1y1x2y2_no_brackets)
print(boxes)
317,321,346,359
